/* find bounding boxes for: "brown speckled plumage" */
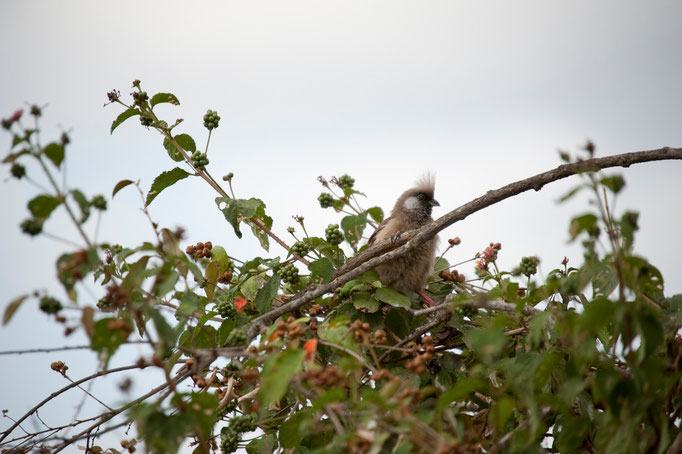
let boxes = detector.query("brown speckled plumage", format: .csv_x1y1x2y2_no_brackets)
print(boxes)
368,176,439,294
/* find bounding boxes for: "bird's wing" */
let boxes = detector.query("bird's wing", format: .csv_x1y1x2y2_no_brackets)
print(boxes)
368,216,396,245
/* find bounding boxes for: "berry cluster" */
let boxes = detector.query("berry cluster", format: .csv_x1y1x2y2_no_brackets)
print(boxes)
20,218,42,236
217,269,234,284
371,368,392,382
91,194,107,210
351,320,371,339
337,174,355,189
519,256,539,277
219,414,257,453
372,329,387,345
325,224,343,245
215,298,236,318
271,317,305,341
186,241,212,260
456,304,478,318
280,263,300,284
216,400,238,420
99,284,130,312
50,361,69,375
447,236,462,246
191,151,209,170
225,328,246,346
290,241,310,258
405,335,435,375
308,303,323,316
483,242,502,261
439,269,466,283
131,91,149,107
120,438,137,454
303,365,347,387
317,192,334,208
1,109,23,130
39,296,62,314
203,110,221,130
139,114,153,127
10,163,25,179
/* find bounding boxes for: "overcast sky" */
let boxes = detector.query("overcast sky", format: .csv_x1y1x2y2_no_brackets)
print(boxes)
1,1,681,451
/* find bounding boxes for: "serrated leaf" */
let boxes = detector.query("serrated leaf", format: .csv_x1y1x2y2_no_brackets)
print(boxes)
3,295,28,325
150,92,180,107
71,189,91,223
255,273,280,314
110,107,139,134
340,213,367,248
216,197,265,239
352,292,380,312
43,142,64,168
112,179,134,198
308,258,335,283
163,134,196,162
146,167,191,206
601,174,625,194
375,287,411,309
568,213,599,241
259,349,305,406
28,194,61,218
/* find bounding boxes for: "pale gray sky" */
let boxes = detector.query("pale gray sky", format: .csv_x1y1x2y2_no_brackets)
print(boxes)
1,0,681,450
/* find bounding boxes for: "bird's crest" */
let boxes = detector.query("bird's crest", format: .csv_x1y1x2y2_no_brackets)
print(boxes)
412,173,435,197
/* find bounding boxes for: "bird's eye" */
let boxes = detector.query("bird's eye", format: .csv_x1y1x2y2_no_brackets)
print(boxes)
417,193,425,200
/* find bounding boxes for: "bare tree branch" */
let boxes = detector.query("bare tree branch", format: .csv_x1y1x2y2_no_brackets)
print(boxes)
247,147,682,339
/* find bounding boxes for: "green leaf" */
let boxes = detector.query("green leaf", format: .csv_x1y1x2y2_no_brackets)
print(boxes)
150,92,180,107
112,179,134,198
308,258,335,283
375,287,411,309
557,184,585,203
568,213,599,241
464,325,507,363
163,133,196,162
27,194,61,218
352,292,380,313
279,410,310,448
340,213,367,247
91,317,131,363
255,274,281,314
436,377,486,412
151,311,184,359
367,206,384,223
600,174,625,194
216,197,265,239
110,107,139,134
210,246,231,273
43,142,64,168
259,349,305,406
71,189,91,223
204,261,218,302
146,167,191,206
2,148,30,164
3,294,28,325
177,291,203,317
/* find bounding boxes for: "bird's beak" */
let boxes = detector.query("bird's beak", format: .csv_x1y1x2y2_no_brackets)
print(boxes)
429,199,440,207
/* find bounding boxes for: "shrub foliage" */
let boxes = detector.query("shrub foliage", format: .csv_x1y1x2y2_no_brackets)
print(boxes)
2,82,682,454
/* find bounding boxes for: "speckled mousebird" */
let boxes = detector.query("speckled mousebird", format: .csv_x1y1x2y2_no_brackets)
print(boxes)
368,176,439,306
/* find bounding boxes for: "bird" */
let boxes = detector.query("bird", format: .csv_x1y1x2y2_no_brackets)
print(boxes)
368,175,440,306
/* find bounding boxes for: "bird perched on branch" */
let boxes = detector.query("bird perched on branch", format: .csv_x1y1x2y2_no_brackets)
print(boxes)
368,176,440,306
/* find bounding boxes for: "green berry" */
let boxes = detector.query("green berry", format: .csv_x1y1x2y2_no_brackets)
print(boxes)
281,263,300,284
10,163,26,179
230,413,257,433
203,110,221,130
191,151,209,170
291,241,310,258
39,296,62,314
220,428,239,453
225,329,246,346
456,304,477,318
91,195,107,210
325,224,343,245
519,256,539,277
317,193,335,209
337,174,355,189
20,218,42,236
132,91,149,106
139,114,153,126
215,298,236,318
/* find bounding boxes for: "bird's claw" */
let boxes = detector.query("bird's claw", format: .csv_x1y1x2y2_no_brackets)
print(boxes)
417,290,438,307
389,231,402,243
